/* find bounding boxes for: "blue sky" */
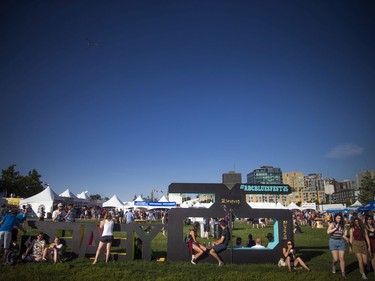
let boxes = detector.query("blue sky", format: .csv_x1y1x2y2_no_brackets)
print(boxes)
1,0,374,201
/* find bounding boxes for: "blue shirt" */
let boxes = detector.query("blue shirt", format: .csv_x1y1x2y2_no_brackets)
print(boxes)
126,212,133,223
0,213,20,232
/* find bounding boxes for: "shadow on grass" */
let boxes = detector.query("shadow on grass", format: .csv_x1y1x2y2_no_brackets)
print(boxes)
295,246,329,262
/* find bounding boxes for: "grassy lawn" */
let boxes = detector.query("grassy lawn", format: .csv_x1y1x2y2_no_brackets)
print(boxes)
0,222,368,281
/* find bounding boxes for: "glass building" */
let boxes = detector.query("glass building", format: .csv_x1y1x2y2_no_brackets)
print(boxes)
246,166,282,184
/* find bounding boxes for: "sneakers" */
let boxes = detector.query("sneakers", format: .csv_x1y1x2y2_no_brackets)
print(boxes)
341,272,346,279
332,266,336,274
191,257,196,265
362,272,368,280
218,261,224,266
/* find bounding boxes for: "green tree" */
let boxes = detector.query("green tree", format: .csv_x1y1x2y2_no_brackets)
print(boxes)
90,194,102,200
0,164,22,197
358,171,375,204
21,169,43,197
0,164,43,198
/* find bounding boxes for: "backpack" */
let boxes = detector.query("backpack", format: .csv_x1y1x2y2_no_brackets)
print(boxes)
2,248,18,265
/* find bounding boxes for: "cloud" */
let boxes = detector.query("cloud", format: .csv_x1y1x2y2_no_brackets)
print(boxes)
326,144,364,159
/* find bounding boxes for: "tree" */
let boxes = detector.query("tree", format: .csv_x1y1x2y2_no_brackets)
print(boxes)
90,194,102,201
0,164,43,198
0,164,22,197
358,171,375,204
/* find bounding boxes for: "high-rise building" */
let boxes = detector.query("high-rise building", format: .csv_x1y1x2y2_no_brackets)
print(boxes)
282,172,304,192
247,166,282,184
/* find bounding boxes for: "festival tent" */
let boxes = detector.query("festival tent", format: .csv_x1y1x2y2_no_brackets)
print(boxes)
59,189,78,199
358,201,375,211
276,202,288,209
287,202,302,211
77,191,90,200
350,200,362,208
158,195,169,202
102,195,125,209
19,186,63,218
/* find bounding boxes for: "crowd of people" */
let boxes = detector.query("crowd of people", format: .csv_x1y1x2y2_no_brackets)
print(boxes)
3,201,375,279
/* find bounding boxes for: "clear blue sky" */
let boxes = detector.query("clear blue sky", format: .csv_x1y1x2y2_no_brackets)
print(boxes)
1,0,374,201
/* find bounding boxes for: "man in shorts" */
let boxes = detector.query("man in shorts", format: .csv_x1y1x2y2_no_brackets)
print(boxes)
0,209,25,255
209,220,231,266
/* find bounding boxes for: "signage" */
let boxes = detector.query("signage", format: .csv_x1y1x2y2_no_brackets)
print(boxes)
134,201,177,207
239,184,291,194
220,196,241,209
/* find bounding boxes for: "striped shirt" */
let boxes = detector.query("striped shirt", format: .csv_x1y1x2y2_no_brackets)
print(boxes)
330,224,344,239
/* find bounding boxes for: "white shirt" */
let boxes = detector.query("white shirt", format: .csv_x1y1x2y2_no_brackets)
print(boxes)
102,220,114,236
251,244,266,249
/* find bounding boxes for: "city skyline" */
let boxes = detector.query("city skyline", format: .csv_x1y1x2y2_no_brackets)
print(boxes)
1,1,374,201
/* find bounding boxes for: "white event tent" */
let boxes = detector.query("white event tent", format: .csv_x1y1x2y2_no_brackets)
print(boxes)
77,191,90,200
350,200,362,208
287,202,302,211
103,195,125,209
20,186,62,217
59,189,78,199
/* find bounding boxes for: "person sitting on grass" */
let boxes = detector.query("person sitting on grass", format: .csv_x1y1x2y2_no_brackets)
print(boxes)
22,232,46,262
282,240,311,272
42,237,63,264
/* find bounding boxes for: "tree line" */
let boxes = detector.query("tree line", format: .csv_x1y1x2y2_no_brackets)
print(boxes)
0,164,43,198
0,164,109,201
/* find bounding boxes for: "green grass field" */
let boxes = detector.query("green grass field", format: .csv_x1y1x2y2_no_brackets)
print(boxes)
0,221,370,281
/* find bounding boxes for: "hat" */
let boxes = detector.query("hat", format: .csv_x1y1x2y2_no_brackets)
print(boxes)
58,203,64,207
265,233,274,238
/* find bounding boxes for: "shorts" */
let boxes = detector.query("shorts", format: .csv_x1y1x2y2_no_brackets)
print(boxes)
213,243,227,254
0,231,12,249
329,238,346,251
352,240,367,254
100,235,114,243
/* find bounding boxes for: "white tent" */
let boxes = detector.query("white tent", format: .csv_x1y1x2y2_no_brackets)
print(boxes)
287,202,302,211
59,189,78,199
77,191,90,200
350,200,362,208
20,186,62,218
158,195,169,202
248,202,274,209
276,202,288,209
103,195,125,209
134,195,144,202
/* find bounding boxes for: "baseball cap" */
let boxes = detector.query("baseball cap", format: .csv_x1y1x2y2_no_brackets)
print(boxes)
58,203,64,207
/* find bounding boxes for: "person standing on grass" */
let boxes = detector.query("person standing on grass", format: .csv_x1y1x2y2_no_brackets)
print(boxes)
0,209,26,255
365,216,375,275
327,213,349,278
64,203,76,223
209,220,230,266
350,217,371,280
92,212,115,264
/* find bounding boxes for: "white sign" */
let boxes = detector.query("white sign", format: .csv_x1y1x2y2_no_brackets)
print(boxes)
301,202,316,210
